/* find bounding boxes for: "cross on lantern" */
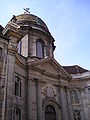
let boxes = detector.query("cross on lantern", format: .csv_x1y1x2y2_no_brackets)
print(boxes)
23,8,30,14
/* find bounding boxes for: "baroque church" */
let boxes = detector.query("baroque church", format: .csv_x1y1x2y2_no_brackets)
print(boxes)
0,11,90,120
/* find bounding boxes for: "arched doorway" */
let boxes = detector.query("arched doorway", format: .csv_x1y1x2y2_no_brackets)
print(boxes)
45,105,56,120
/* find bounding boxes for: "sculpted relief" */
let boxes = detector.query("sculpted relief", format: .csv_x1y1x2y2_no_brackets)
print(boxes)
42,83,59,103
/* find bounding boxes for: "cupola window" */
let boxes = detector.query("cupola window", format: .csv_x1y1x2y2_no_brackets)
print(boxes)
36,40,44,58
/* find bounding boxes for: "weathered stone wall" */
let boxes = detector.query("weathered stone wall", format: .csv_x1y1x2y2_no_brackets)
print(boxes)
27,59,72,120
0,37,8,120
70,76,90,120
5,52,27,120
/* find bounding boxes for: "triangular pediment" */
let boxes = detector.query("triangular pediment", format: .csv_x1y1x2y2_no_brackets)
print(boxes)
30,58,71,79
41,61,58,75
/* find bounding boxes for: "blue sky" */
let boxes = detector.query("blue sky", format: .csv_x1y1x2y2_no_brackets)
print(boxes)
0,0,90,70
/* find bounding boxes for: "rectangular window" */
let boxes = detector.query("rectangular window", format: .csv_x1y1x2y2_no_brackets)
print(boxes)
13,107,21,120
15,76,21,97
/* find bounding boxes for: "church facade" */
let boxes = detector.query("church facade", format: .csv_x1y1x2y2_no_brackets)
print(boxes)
0,13,90,120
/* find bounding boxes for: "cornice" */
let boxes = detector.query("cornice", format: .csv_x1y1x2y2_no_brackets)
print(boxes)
29,65,70,82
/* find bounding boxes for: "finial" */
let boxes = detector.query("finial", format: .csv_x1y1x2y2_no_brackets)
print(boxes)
23,8,30,14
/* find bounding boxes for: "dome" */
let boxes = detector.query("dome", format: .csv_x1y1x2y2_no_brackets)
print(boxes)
15,14,49,32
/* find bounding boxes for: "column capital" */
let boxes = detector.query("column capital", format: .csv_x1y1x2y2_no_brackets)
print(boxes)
59,84,69,89
28,75,45,84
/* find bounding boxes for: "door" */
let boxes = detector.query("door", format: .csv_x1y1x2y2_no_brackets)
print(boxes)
45,105,56,120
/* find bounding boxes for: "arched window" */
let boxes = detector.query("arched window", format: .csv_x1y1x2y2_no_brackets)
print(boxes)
13,107,21,120
36,40,44,58
45,105,56,120
14,76,21,97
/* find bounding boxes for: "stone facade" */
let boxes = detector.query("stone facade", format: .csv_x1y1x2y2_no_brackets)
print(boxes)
0,13,90,120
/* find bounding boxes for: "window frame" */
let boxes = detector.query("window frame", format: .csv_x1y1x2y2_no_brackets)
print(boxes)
45,105,56,120
14,76,21,97
13,107,21,120
36,39,44,58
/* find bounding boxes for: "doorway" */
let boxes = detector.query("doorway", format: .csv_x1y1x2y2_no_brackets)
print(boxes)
45,105,56,120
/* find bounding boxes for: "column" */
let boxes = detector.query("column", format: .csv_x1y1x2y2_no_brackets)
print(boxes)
66,88,74,120
59,86,69,120
36,80,43,120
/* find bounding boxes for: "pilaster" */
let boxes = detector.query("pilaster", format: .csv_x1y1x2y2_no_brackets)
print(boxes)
28,77,37,120
5,37,18,120
28,78,32,120
36,80,43,120
59,86,69,120
66,88,74,120
80,87,89,120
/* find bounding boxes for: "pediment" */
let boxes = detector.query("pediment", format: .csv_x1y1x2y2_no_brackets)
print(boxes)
30,58,71,79
41,61,58,75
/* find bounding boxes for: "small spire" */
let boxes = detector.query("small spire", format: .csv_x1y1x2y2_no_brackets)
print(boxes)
23,8,30,14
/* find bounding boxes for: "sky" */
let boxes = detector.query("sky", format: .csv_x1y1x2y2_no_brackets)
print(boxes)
0,0,90,70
